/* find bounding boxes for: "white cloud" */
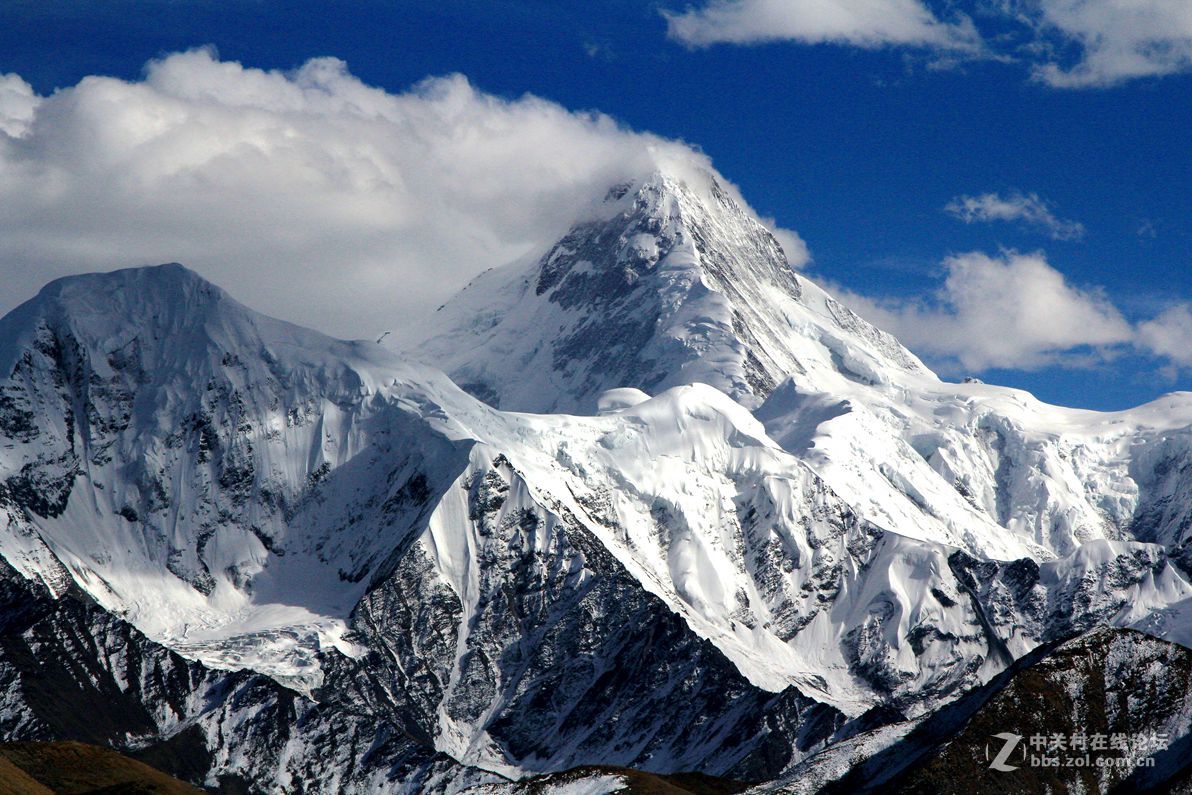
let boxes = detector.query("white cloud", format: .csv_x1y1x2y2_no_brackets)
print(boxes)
759,216,812,268
1033,0,1192,88
945,191,1085,240
663,0,1192,87
834,250,1134,370
0,49,776,341
664,0,980,49
0,73,39,137
1137,303,1192,367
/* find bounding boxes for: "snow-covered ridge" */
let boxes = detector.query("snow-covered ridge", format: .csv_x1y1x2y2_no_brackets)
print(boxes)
0,264,868,775
401,161,1192,738
0,263,479,686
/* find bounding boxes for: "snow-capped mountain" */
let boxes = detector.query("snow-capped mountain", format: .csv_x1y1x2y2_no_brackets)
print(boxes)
412,164,1191,564
0,264,857,785
0,161,1188,792
412,166,927,416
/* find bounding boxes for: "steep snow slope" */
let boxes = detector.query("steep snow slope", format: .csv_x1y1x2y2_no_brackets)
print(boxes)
759,370,1192,563
0,265,861,778
0,263,484,687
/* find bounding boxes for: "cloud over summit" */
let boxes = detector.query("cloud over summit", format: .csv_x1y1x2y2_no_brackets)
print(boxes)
0,49,796,340
0,48,1180,389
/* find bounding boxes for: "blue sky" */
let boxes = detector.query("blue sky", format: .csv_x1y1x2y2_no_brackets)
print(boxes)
0,0,1187,409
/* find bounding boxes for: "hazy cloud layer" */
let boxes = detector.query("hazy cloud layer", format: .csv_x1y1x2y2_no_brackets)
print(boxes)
945,192,1085,240
665,0,1192,87
0,49,805,340
833,250,1188,372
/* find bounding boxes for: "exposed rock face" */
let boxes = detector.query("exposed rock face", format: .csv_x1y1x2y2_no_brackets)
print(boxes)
350,452,848,780
764,628,1192,794
0,560,483,793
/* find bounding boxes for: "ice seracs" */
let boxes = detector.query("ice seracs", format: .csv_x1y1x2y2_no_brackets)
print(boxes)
595,387,651,413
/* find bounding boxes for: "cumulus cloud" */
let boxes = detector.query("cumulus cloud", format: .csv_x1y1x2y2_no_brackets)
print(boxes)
663,0,1192,87
945,192,1085,240
664,0,980,50
835,250,1134,371
0,49,771,341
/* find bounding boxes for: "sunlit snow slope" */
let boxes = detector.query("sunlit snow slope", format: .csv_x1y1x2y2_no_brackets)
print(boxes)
413,162,1191,574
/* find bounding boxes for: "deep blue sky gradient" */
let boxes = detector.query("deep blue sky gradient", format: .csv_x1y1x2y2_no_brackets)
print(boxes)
1,0,1187,409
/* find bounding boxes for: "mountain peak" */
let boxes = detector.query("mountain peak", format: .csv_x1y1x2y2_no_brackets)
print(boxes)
410,165,926,414
15,263,226,331
35,262,220,307
589,162,774,245
0,264,230,374
0,262,404,404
